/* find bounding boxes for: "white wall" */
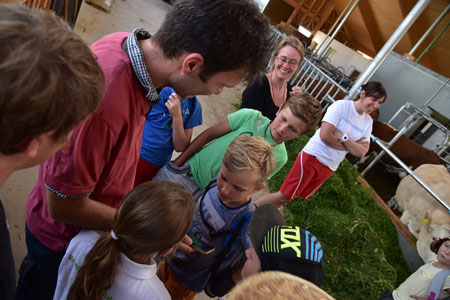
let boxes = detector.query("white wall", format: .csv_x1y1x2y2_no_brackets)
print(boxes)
311,31,371,77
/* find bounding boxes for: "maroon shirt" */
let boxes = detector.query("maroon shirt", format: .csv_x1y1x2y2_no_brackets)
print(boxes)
26,32,150,251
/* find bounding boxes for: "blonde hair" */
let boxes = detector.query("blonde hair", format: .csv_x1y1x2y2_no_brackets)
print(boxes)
67,181,195,300
280,93,322,133
271,36,305,71
222,135,276,185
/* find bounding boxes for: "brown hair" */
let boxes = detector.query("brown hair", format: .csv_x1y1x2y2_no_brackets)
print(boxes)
280,93,322,133
430,236,450,254
67,181,195,300
222,135,276,185
152,0,273,83
271,36,305,71
0,4,104,155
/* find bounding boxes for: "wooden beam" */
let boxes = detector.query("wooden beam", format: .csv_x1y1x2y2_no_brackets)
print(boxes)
357,175,417,250
312,2,334,35
357,0,385,51
299,0,318,24
316,0,327,13
397,0,426,54
282,0,299,9
287,6,300,24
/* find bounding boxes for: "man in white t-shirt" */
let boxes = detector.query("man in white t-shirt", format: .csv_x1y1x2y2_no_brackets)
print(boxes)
256,82,386,207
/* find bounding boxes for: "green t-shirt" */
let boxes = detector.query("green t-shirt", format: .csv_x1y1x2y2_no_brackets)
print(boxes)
188,109,288,189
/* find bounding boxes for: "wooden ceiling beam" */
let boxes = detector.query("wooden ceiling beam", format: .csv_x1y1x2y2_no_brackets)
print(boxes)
282,0,300,9
287,6,300,24
397,0,426,54
299,0,318,24
312,2,335,35
357,0,385,51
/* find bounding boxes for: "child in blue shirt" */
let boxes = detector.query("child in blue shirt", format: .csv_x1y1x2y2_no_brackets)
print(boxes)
135,87,202,186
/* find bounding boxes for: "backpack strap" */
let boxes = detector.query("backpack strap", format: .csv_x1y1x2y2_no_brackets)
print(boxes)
208,209,254,280
198,179,218,233
428,269,450,300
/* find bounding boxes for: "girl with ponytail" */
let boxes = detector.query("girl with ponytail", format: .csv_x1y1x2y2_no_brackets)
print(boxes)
53,181,195,300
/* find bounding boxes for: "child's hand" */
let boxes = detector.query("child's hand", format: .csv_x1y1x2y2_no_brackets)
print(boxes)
165,93,182,120
177,234,194,254
289,85,303,96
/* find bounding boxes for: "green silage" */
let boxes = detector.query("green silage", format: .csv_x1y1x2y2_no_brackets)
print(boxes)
268,133,410,300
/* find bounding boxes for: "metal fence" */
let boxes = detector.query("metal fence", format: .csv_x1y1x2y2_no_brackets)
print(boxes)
288,56,349,108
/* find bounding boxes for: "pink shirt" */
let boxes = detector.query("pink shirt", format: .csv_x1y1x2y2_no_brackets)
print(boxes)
26,32,150,251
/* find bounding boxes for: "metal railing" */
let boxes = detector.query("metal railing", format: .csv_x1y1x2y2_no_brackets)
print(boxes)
288,56,350,104
369,135,450,213
362,102,450,176
387,103,450,156
360,103,450,214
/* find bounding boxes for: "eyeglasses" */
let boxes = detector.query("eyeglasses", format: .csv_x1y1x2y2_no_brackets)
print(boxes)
276,56,299,67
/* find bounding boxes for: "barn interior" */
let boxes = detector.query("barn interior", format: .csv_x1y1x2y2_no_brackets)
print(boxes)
261,0,450,206
1,0,449,298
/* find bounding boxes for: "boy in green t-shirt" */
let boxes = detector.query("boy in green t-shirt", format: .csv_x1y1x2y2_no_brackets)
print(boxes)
154,93,321,199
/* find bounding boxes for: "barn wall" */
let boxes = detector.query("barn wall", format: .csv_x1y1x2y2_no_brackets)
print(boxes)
370,52,450,126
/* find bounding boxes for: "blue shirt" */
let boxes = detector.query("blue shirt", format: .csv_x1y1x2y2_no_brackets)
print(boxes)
140,87,202,166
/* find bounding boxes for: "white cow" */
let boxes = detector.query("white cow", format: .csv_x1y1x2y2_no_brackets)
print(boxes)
395,164,450,263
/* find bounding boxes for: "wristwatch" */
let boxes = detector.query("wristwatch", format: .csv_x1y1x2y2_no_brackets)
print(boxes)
340,134,348,143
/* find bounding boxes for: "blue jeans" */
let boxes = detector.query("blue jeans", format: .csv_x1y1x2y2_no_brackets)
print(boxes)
15,225,65,300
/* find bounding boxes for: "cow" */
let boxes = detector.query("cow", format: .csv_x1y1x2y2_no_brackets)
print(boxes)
394,164,450,263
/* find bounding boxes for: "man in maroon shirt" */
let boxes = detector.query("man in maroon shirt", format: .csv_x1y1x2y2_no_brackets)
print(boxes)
17,1,274,299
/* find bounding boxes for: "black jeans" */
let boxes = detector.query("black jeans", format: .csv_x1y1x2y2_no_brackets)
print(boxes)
378,289,394,300
15,225,65,300
0,200,15,300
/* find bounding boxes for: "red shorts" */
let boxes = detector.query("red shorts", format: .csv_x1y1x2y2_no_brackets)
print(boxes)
134,158,162,187
280,151,334,200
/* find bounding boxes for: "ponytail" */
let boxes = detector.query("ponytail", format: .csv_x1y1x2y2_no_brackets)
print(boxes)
67,233,120,300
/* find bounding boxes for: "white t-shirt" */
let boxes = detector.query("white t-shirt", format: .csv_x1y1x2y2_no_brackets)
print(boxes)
54,230,170,300
303,100,373,171
393,263,450,300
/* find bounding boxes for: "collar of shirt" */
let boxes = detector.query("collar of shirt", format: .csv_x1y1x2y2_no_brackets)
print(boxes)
125,28,159,105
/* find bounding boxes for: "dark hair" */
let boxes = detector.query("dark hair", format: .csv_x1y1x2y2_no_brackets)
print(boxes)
430,236,450,254
359,81,387,102
152,0,273,83
280,93,322,133
67,181,195,300
0,4,104,155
